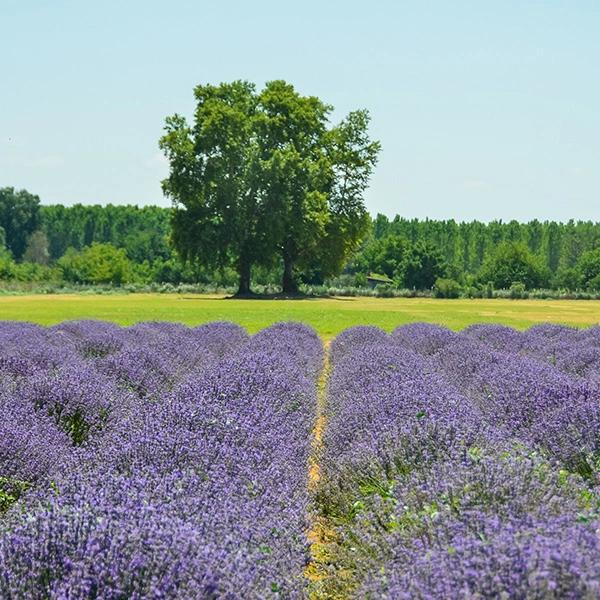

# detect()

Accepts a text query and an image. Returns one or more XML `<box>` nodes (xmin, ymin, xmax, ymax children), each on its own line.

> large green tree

<box><xmin>478</xmin><ymin>241</ymin><xmax>549</xmax><ymax>289</ymax></box>
<box><xmin>257</xmin><ymin>80</ymin><xmax>331</xmax><ymax>293</ymax></box>
<box><xmin>0</xmin><ymin>187</ymin><xmax>41</xmax><ymax>259</ymax></box>
<box><xmin>160</xmin><ymin>81</ymin><xmax>275</xmax><ymax>295</ymax></box>
<box><xmin>258</xmin><ymin>81</ymin><xmax>379</xmax><ymax>292</ymax></box>
<box><xmin>161</xmin><ymin>80</ymin><xmax>379</xmax><ymax>295</ymax></box>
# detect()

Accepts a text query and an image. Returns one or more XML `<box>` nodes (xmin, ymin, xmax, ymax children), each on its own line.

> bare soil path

<box><xmin>305</xmin><ymin>342</ymin><xmax>351</xmax><ymax>599</ymax></box>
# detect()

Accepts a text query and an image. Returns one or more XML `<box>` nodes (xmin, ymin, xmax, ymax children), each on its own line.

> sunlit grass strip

<box><xmin>1</xmin><ymin>294</ymin><xmax>599</xmax><ymax>339</ymax></box>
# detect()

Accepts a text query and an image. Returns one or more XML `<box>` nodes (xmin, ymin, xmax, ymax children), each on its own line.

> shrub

<box><xmin>0</xmin><ymin>248</ymin><xmax>15</xmax><ymax>280</ymax></box>
<box><xmin>58</xmin><ymin>243</ymin><xmax>131</xmax><ymax>285</ymax></box>
<box><xmin>509</xmin><ymin>281</ymin><xmax>527</xmax><ymax>299</ymax></box>
<box><xmin>588</xmin><ymin>274</ymin><xmax>600</xmax><ymax>292</ymax></box>
<box><xmin>478</xmin><ymin>242</ymin><xmax>549</xmax><ymax>289</ymax></box>
<box><xmin>433</xmin><ymin>278</ymin><xmax>462</xmax><ymax>298</ymax></box>
<box><xmin>354</xmin><ymin>272</ymin><xmax>367</xmax><ymax>287</ymax></box>
<box><xmin>577</xmin><ymin>248</ymin><xmax>600</xmax><ymax>289</ymax></box>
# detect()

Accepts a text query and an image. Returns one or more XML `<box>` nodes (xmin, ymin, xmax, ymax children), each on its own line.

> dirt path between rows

<box><xmin>307</xmin><ymin>342</ymin><xmax>330</xmax><ymax>490</ymax></box>
<box><xmin>305</xmin><ymin>341</ymin><xmax>340</xmax><ymax>597</ymax></box>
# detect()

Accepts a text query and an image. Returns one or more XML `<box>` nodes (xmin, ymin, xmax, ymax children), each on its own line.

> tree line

<box><xmin>371</xmin><ymin>214</ymin><xmax>600</xmax><ymax>275</ymax></box>
<box><xmin>356</xmin><ymin>214</ymin><xmax>600</xmax><ymax>292</ymax></box>
<box><xmin>1</xmin><ymin>186</ymin><xmax>600</xmax><ymax>293</ymax></box>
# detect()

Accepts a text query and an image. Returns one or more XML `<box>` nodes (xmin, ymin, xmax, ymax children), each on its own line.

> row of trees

<box><xmin>352</xmin><ymin>216</ymin><xmax>600</xmax><ymax>292</ymax></box>
<box><xmin>369</xmin><ymin>214</ymin><xmax>600</xmax><ymax>276</ymax></box>
<box><xmin>356</xmin><ymin>234</ymin><xmax>600</xmax><ymax>292</ymax></box>
<box><xmin>3</xmin><ymin>81</ymin><xmax>599</xmax><ymax>294</ymax></box>
<box><xmin>1</xmin><ymin>204</ymin><xmax>600</xmax><ymax>295</ymax></box>
<box><xmin>0</xmin><ymin>189</ymin><xmax>171</xmax><ymax>264</ymax></box>
<box><xmin>160</xmin><ymin>80</ymin><xmax>380</xmax><ymax>294</ymax></box>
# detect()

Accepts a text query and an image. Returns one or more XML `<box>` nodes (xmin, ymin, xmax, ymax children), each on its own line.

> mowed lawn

<box><xmin>1</xmin><ymin>294</ymin><xmax>599</xmax><ymax>339</ymax></box>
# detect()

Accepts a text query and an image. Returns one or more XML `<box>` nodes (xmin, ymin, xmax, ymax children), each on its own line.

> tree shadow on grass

<box><xmin>179</xmin><ymin>292</ymin><xmax>355</xmax><ymax>302</ymax></box>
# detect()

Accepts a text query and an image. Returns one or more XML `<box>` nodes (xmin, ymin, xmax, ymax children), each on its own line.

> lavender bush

<box><xmin>318</xmin><ymin>323</ymin><xmax>600</xmax><ymax>598</ymax></box>
<box><xmin>3</xmin><ymin>318</ymin><xmax>600</xmax><ymax>598</ymax></box>
<box><xmin>0</xmin><ymin>320</ymin><xmax>321</xmax><ymax>598</ymax></box>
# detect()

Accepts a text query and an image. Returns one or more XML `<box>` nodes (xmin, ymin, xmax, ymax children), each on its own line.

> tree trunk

<box><xmin>282</xmin><ymin>250</ymin><xmax>298</xmax><ymax>294</ymax></box>
<box><xmin>237</xmin><ymin>257</ymin><xmax>251</xmax><ymax>295</ymax></box>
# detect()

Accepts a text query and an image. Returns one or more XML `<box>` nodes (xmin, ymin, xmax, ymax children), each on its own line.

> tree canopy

<box><xmin>577</xmin><ymin>247</ymin><xmax>600</xmax><ymax>290</ymax></box>
<box><xmin>477</xmin><ymin>241</ymin><xmax>549</xmax><ymax>289</ymax></box>
<box><xmin>400</xmin><ymin>241</ymin><xmax>447</xmax><ymax>289</ymax></box>
<box><xmin>160</xmin><ymin>80</ymin><xmax>380</xmax><ymax>294</ymax></box>
<box><xmin>353</xmin><ymin>235</ymin><xmax>447</xmax><ymax>288</ymax></box>
<box><xmin>0</xmin><ymin>187</ymin><xmax>40</xmax><ymax>259</ymax></box>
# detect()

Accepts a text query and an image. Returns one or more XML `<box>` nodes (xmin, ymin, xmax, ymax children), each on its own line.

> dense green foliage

<box><xmin>476</xmin><ymin>242</ymin><xmax>549</xmax><ymax>289</ymax></box>
<box><xmin>160</xmin><ymin>80</ymin><xmax>380</xmax><ymax>294</ymax></box>
<box><xmin>0</xmin><ymin>186</ymin><xmax>599</xmax><ymax>294</ymax></box>
<box><xmin>577</xmin><ymin>248</ymin><xmax>600</xmax><ymax>291</ymax></box>
<box><xmin>0</xmin><ymin>187</ymin><xmax>41</xmax><ymax>259</ymax></box>
<box><xmin>367</xmin><ymin>213</ymin><xmax>599</xmax><ymax>278</ymax></box>
<box><xmin>353</xmin><ymin>214</ymin><xmax>600</xmax><ymax>291</ymax></box>
<box><xmin>433</xmin><ymin>277</ymin><xmax>462</xmax><ymax>298</ymax></box>
<box><xmin>40</xmin><ymin>203</ymin><xmax>171</xmax><ymax>262</ymax></box>
<box><xmin>57</xmin><ymin>243</ymin><xmax>131</xmax><ymax>285</ymax></box>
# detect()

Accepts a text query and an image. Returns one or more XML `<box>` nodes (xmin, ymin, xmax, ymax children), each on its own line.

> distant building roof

<box><xmin>366</xmin><ymin>273</ymin><xmax>394</xmax><ymax>285</ymax></box>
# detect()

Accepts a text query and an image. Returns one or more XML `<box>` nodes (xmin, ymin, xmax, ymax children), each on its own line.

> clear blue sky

<box><xmin>2</xmin><ymin>1</ymin><xmax>599</xmax><ymax>221</ymax></box>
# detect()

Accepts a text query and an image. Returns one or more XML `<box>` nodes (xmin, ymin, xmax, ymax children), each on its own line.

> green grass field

<box><xmin>1</xmin><ymin>293</ymin><xmax>599</xmax><ymax>339</ymax></box>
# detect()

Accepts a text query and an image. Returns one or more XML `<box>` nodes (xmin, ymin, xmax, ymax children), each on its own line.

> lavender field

<box><xmin>318</xmin><ymin>323</ymin><xmax>600</xmax><ymax>598</ymax></box>
<box><xmin>0</xmin><ymin>321</ymin><xmax>322</xmax><ymax>598</ymax></box>
<box><xmin>1</xmin><ymin>320</ymin><xmax>600</xmax><ymax>598</ymax></box>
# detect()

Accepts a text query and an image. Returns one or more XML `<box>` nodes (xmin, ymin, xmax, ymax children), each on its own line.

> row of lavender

<box><xmin>0</xmin><ymin>320</ymin><xmax>322</xmax><ymax>598</ymax></box>
<box><xmin>320</xmin><ymin>323</ymin><xmax>600</xmax><ymax>598</ymax></box>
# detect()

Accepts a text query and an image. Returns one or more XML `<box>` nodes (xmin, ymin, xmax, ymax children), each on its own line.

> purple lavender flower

<box><xmin>320</xmin><ymin>324</ymin><xmax>600</xmax><ymax>597</ymax></box>
<box><xmin>0</xmin><ymin>320</ymin><xmax>321</xmax><ymax>598</ymax></box>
